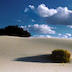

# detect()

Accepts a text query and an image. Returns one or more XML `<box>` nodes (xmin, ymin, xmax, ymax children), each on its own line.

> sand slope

<box><xmin>0</xmin><ymin>36</ymin><xmax>72</xmax><ymax>72</ymax></box>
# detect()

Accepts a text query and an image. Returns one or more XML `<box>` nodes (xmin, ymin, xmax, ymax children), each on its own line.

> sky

<box><xmin>0</xmin><ymin>0</ymin><xmax>72</xmax><ymax>38</ymax></box>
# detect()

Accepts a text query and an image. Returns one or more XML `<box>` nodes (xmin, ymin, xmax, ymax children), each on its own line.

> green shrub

<box><xmin>51</xmin><ymin>49</ymin><xmax>71</xmax><ymax>63</ymax></box>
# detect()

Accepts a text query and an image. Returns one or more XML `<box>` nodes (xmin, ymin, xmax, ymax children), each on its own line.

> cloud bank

<box><xmin>21</xmin><ymin>24</ymin><xmax>56</xmax><ymax>34</ymax></box>
<box><xmin>37</xmin><ymin>4</ymin><xmax>72</xmax><ymax>17</ymax></box>
<box><xmin>37</xmin><ymin>4</ymin><xmax>72</xmax><ymax>25</ymax></box>
<box><xmin>25</xmin><ymin>4</ymin><xmax>72</xmax><ymax>25</ymax></box>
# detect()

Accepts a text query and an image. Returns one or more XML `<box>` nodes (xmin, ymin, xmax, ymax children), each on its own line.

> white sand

<box><xmin>0</xmin><ymin>36</ymin><xmax>72</xmax><ymax>72</ymax></box>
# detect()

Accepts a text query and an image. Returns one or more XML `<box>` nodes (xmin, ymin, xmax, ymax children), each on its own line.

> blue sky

<box><xmin>0</xmin><ymin>0</ymin><xmax>72</xmax><ymax>38</ymax></box>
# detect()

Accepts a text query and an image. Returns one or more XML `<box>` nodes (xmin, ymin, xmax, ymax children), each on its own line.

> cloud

<box><xmin>17</xmin><ymin>19</ymin><xmax>22</xmax><ymax>22</ymax></box>
<box><xmin>58</xmin><ymin>33</ymin><xmax>71</xmax><ymax>38</ymax></box>
<box><xmin>58</xmin><ymin>33</ymin><xmax>62</xmax><ymax>36</ymax></box>
<box><xmin>67</xmin><ymin>25</ymin><xmax>72</xmax><ymax>28</ymax></box>
<box><xmin>29</xmin><ymin>5</ymin><xmax>35</xmax><ymax>10</ymax></box>
<box><xmin>24</xmin><ymin>4</ymin><xmax>72</xmax><ymax>25</ymax></box>
<box><xmin>32</xmin><ymin>19</ymin><xmax>35</xmax><ymax>22</ymax></box>
<box><xmin>37</xmin><ymin>4</ymin><xmax>57</xmax><ymax>17</ymax></box>
<box><xmin>33</xmin><ymin>33</ymin><xmax>72</xmax><ymax>38</ymax></box>
<box><xmin>37</xmin><ymin>4</ymin><xmax>72</xmax><ymax>25</ymax></box>
<box><xmin>37</xmin><ymin>4</ymin><xmax>72</xmax><ymax>17</ymax></box>
<box><xmin>33</xmin><ymin>35</ymin><xmax>52</xmax><ymax>38</ymax></box>
<box><xmin>29</xmin><ymin>24</ymin><xmax>56</xmax><ymax>34</ymax></box>
<box><xmin>24</xmin><ymin>5</ymin><xmax>35</xmax><ymax>13</ymax></box>
<box><xmin>24</xmin><ymin>8</ymin><xmax>29</xmax><ymax>13</ymax></box>
<box><xmin>63</xmin><ymin>34</ymin><xmax>71</xmax><ymax>38</ymax></box>
<box><xmin>47</xmin><ymin>7</ymin><xmax>72</xmax><ymax>25</ymax></box>
<box><xmin>65</xmin><ymin>33</ymin><xmax>71</xmax><ymax>37</ymax></box>
<box><xmin>21</xmin><ymin>24</ymin><xmax>56</xmax><ymax>34</ymax></box>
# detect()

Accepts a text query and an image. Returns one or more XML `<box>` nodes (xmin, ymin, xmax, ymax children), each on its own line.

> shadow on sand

<box><xmin>14</xmin><ymin>54</ymin><xmax>55</xmax><ymax>63</ymax></box>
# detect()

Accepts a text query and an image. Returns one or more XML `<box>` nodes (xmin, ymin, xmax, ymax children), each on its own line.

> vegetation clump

<box><xmin>0</xmin><ymin>25</ymin><xmax>31</xmax><ymax>37</ymax></box>
<box><xmin>51</xmin><ymin>49</ymin><xmax>71</xmax><ymax>63</ymax></box>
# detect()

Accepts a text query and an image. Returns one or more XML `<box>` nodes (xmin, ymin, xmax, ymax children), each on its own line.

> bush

<box><xmin>51</xmin><ymin>49</ymin><xmax>71</xmax><ymax>63</ymax></box>
<box><xmin>0</xmin><ymin>25</ymin><xmax>31</xmax><ymax>37</ymax></box>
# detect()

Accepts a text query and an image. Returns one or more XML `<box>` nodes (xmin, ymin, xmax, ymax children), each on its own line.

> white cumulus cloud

<box><xmin>21</xmin><ymin>24</ymin><xmax>56</xmax><ymax>34</ymax></box>
<box><xmin>37</xmin><ymin>4</ymin><xmax>72</xmax><ymax>25</ymax></box>
<box><xmin>29</xmin><ymin>5</ymin><xmax>35</xmax><ymax>10</ymax></box>
<box><xmin>30</xmin><ymin>24</ymin><xmax>56</xmax><ymax>34</ymax></box>
<box><xmin>37</xmin><ymin>4</ymin><xmax>72</xmax><ymax>18</ymax></box>
<box><xmin>37</xmin><ymin>4</ymin><xmax>57</xmax><ymax>17</ymax></box>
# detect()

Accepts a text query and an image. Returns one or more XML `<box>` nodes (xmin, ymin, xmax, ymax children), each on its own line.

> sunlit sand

<box><xmin>0</xmin><ymin>36</ymin><xmax>72</xmax><ymax>72</ymax></box>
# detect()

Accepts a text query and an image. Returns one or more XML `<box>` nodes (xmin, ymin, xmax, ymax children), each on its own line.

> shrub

<box><xmin>51</xmin><ymin>49</ymin><xmax>71</xmax><ymax>63</ymax></box>
<box><xmin>0</xmin><ymin>29</ymin><xmax>5</xmax><ymax>35</ymax></box>
<box><xmin>0</xmin><ymin>25</ymin><xmax>31</xmax><ymax>37</ymax></box>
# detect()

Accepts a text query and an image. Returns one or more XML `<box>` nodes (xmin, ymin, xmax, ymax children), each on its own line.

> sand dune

<box><xmin>0</xmin><ymin>36</ymin><xmax>72</xmax><ymax>72</ymax></box>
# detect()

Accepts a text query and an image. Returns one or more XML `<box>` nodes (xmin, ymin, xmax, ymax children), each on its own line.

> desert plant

<box><xmin>51</xmin><ymin>49</ymin><xmax>71</xmax><ymax>63</ymax></box>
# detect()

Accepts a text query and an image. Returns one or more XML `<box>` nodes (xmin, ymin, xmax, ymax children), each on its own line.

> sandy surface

<box><xmin>0</xmin><ymin>36</ymin><xmax>72</xmax><ymax>72</ymax></box>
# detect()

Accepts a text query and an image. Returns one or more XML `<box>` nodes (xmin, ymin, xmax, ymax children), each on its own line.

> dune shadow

<box><xmin>14</xmin><ymin>54</ymin><xmax>55</xmax><ymax>63</ymax></box>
